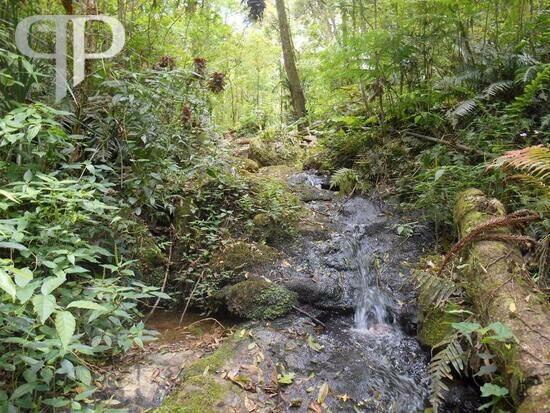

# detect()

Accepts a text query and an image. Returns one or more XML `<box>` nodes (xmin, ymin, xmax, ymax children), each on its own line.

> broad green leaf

<box><xmin>0</xmin><ymin>189</ymin><xmax>18</xmax><ymax>203</ymax></box>
<box><xmin>12</xmin><ymin>267</ymin><xmax>33</xmax><ymax>287</ymax></box>
<box><xmin>16</xmin><ymin>283</ymin><xmax>37</xmax><ymax>304</ymax></box>
<box><xmin>41</xmin><ymin>276</ymin><xmax>66</xmax><ymax>295</ymax></box>
<box><xmin>0</xmin><ymin>269</ymin><xmax>16</xmax><ymax>300</ymax></box>
<box><xmin>480</xmin><ymin>383</ymin><xmax>509</xmax><ymax>398</ymax></box>
<box><xmin>451</xmin><ymin>321</ymin><xmax>481</xmax><ymax>335</ymax></box>
<box><xmin>43</xmin><ymin>398</ymin><xmax>70</xmax><ymax>407</ymax></box>
<box><xmin>32</xmin><ymin>294</ymin><xmax>56</xmax><ymax>324</ymax></box>
<box><xmin>10</xmin><ymin>382</ymin><xmax>35</xmax><ymax>400</ymax></box>
<box><xmin>486</xmin><ymin>322</ymin><xmax>515</xmax><ymax>342</ymax></box>
<box><xmin>67</xmin><ymin>300</ymin><xmax>107</xmax><ymax>311</ymax></box>
<box><xmin>55</xmin><ymin>311</ymin><xmax>76</xmax><ymax>349</ymax></box>
<box><xmin>75</xmin><ymin>366</ymin><xmax>92</xmax><ymax>385</ymax></box>
<box><xmin>0</xmin><ymin>241</ymin><xmax>27</xmax><ymax>251</ymax></box>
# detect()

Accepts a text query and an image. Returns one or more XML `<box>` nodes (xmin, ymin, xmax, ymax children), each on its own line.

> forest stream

<box><xmin>99</xmin><ymin>169</ymin><xmax>479</xmax><ymax>413</ymax></box>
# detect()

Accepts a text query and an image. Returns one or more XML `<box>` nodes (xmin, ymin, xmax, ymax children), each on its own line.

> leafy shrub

<box><xmin>0</xmin><ymin>104</ymin><xmax>166</xmax><ymax>409</ymax></box>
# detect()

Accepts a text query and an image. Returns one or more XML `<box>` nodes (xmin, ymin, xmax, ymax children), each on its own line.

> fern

<box><xmin>330</xmin><ymin>168</ymin><xmax>359</xmax><ymax>195</ymax></box>
<box><xmin>507</xmin><ymin>64</ymin><xmax>550</xmax><ymax>116</ymax></box>
<box><xmin>482</xmin><ymin>80</ymin><xmax>515</xmax><ymax>98</ymax></box>
<box><xmin>429</xmin><ymin>334</ymin><xmax>467</xmax><ymax>412</ymax></box>
<box><xmin>489</xmin><ymin>145</ymin><xmax>550</xmax><ymax>184</ymax></box>
<box><xmin>414</xmin><ymin>270</ymin><xmax>461</xmax><ymax>309</ymax></box>
<box><xmin>447</xmin><ymin>99</ymin><xmax>477</xmax><ymax>125</ymax></box>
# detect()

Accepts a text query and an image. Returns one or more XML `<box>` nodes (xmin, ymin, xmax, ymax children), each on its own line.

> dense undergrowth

<box><xmin>0</xmin><ymin>10</ymin><xmax>301</xmax><ymax>410</ymax></box>
<box><xmin>0</xmin><ymin>0</ymin><xmax>548</xmax><ymax>411</ymax></box>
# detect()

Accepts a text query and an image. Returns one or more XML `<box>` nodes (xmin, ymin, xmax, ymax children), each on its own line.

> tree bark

<box><xmin>275</xmin><ymin>0</ymin><xmax>307</xmax><ymax>120</ymax></box>
<box><xmin>454</xmin><ymin>189</ymin><xmax>550</xmax><ymax>412</ymax></box>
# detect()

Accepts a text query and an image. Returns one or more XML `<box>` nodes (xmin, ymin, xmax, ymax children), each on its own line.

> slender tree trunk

<box><xmin>275</xmin><ymin>0</ymin><xmax>307</xmax><ymax>120</ymax></box>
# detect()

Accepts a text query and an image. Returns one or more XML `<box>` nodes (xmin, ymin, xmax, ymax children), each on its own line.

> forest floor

<box><xmin>97</xmin><ymin>165</ymin><xmax>479</xmax><ymax>412</ymax></box>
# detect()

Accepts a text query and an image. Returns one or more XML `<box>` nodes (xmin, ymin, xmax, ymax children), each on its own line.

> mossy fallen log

<box><xmin>454</xmin><ymin>189</ymin><xmax>550</xmax><ymax>412</ymax></box>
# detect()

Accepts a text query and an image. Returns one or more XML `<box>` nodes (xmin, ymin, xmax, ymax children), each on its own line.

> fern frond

<box><xmin>490</xmin><ymin>145</ymin><xmax>550</xmax><ymax>183</ymax></box>
<box><xmin>414</xmin><ymin>271</ymin><xmax>461</xmax><ymax>309</ymax></box>
<box><xmin>447</xmin><ymin>99</ymin><xmax>477</xmax><ymax>120</ymax></box>
<box><xmin>482</xmin><ymin>80</ymin><xmax>514</xmax><ymax>98</ymax></box>
<box><xmin>429</xmin><ymin>334</ymin><xmax>467</xmax><ymax>412</ymax></box>
<box><xmin>330</xmin><ymin>168</ymin><xmax>359</xmax><ymax>195</ymax></box>
<box><xmin>508</xmin><ymin>64</ymin><xmax>550</xmax><ymax>115</ymax></box>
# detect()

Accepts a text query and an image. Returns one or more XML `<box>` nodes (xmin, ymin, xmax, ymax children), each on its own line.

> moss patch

<box><xmin>223</xmin><ymin>279</ymin><xmax>297</xmax><ymax>320</ymax></box>
<box><xmin>418</xmin><ymin>302</ymin><xmax>462</xmax><ymax>347</ymax></box>
<box><xmin>155</xmin><ymin>374</ymin><xmax>238</xmax><ymax>413</ymax></box>
<box><xmin>182</xmin><ymin>340</ymin><xmax>239</xmax><ymax>379</ymax></box>
<box><xmin>210</xmin><ymin>241</ymin><xmax>279</xmax><ymax>273</ymax></box>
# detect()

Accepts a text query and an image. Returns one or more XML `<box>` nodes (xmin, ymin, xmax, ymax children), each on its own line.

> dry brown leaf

<box><xmin>244</xmin><ymin>396</ymin><xmax>256</xmax><ymax>412</ymax></box>
<box><xmin>308</xmin><ymin>401</ymin><xmax>323</xmax><ymax>413</ymax></box>
<box><xmin>317</xmin><ymin>382</ymin><xmax>330</xmax><ymax>404</ymax></box>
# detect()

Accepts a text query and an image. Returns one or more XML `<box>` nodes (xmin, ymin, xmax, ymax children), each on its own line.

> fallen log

<box><xmin>454</xmin><ymin>189</ymin><xmax>549</xmax><ymax>412</ymax></box>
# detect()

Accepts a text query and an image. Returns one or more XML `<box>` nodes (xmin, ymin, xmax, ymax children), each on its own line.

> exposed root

<box><xmin>437</xmin><ymin>210</ymin><xmax>540</xmax><ymax>276</ymax></box>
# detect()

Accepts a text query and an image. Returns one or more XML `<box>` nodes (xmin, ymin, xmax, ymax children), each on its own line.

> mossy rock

<box><xmin>222</xmin><ymin>279</ymin><xmax>297</xmax><ymax>320</ymax></box>
<box><xmin>182</xmin><ymin>341</ymin><xmax>239</xmax><ymax>379</ymax></box>
<box><xmin>241</xmin><ymin>158</ymin><xmax>260</xmax><ymax>172</ymax></box>
<box><xmin>256</xmin><ymin>165</ymin><xmax>295</xmax><ymax>182</ymax></box>
<box><xmin>210</xmin><ymin>241</ymin><xmax>279</xmax><ymax>273</ymax></box>
<box><xmin>155</xmin><ymin>374</ymin><xmax>241</xmax><ymax>413</ymax></box>
<box><xmin>290</xmin><ymin>183</ymin><xmax>334</xmax><ymax>202</ymax></box>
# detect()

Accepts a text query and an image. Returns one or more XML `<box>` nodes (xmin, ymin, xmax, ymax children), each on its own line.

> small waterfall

<box><xmin>350</xmin><ymin>239</ymin><xmax>392</xmax><ymax>331</ymax></box>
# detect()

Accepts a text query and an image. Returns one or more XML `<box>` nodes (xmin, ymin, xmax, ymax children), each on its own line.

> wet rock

<box><xmin>290</xmin><ymin>183</ymin><xmax>335</xmax><ymax>202</ymax></box>
<box><xmin>221</xmin><ymin>279</ymin><xmax>298</xmax><ymax>320</ymax></box>
<box><xmin>440</xmin><ymin>379</ymin><xmax>480</xmax><ymax>412</ymax></box>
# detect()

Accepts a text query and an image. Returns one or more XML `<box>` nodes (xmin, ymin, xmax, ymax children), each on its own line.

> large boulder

<box><xmin>210</xmin><ymin>241</ymin><xmax>278</xmax><ymax>274</ymax></box>
<box><xmin>221</xmin><ymin>279</ymin><xmax>297</xmax><ymax>320</ymax></box>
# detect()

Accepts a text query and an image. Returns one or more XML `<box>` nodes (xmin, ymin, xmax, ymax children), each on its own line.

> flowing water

<box><xmin>103</xmin><ymin>170</ymin><xmax>480</xmax><ymax>412</ymax></box>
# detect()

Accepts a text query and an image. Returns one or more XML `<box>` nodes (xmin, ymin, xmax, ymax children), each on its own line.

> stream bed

<box><xmin>101</xmin><ymin>170</ymin><xmax>479</xmax><ymax>412</ymax></box>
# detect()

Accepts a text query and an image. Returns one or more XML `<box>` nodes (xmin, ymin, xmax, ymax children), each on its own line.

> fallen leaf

<box><xmin>308</xmin><ymin>401</ymin><xmax>322</xmax><ymax>413</ymax></box>
<box><xmin>307</xmin><ymin>335</ymin><xmax>324</xmax><ymax>352</ymax></box>
<box><xmin>277</xmin><ymin>372</ymin><xmax>295</xmax><ymax>385</ymax></box>
<box><xmin>244</xmin><ymin>396</ymin><xmax>256</xmax><ymax>412</ymax></box>
<box><xmin>317</xmin><ymin>382</ymin><xmax>329</xmax><ymax>404</ymax></box>
<box><xmin>509</xmin><ymin>301</ymin><xmax>517</xmax><ymax>314</ymax></box>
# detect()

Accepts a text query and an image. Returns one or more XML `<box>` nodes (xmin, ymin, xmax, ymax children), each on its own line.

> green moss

<box><xmin>223</xmin><ymin>279</ymin><xmax>297</xmax><ymax>320</ymax></box>
<box><xmin>156</xmin><ymin>375</ymin><xmax>229</xmax><ymax>413</ymax></box>
<box><xmin>183</xmin><ymin>340</ymin><xmax>238</xmax><ymax>379</ymax></box>
<box><xmin>210</xmin><ymin>241</ymin><xmax>278</xmax><ymax>273</ymax></box>
<box><xmin>241</xmin><ymin>158</ymin><xmax>259</xmax><ymax>172</ymax></box>
<box><xmin>418</xmin><ymin>302</ymin><xmax>461</xmax><ymax>347</ymax></box>
<box><xmin>256</xmin><ymin>165</ymin><xmax>295</xmax><ymax>181</ymax></box>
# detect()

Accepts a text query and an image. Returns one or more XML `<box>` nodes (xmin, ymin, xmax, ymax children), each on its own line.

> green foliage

<box><xmin>330</xmin><ymin>168</ymin><xmax>359</xmax><ymax>195</ymax></box>
<box><xmin>0</xmin><ymin>125</ymin><xmax>165</xmax><ymax>408</ymax></box>
<box><xmin>429</xmin><ymin>320</ymin><xmax>516</xmax><ymax>412</ymax></box>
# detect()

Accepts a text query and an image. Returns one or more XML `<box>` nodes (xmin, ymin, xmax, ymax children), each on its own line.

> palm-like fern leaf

<box><xmin>414</xmin><ymin>270</ymin><xmax>461</xmax><ymax>309</ymax></box>
<box><xmin>429</xmin><ymin>334</ymin><xmax>467</xmax><ymax>412</ymax></box>
<box><xmin>482</xmin><ymin>80</ymin><xmax>515</xmax><ymax>98</ymax></box>
<box><xmin>490</xmin><ymin>145</ymin><xmax>550</xmax><ymax>183</ymax></box>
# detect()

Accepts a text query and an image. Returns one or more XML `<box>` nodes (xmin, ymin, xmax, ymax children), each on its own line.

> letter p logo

<box><xmin>15</xmin><ymin>15</ymin><xmax>125</xmax><ymax>102</ymax></box>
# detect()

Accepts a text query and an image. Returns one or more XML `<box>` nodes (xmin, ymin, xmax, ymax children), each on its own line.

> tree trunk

<box><xmin>454</xmin><ymin>189</ymin><xmax>550</xmax><ymax>412</ymax></box>
<box><xmin>275</xmin><ymin>0</ymin><xmax>307</xmax><ymax>120</ymax></box>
